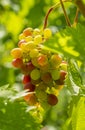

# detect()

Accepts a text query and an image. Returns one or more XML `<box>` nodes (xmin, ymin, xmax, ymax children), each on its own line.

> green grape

<box><xmin>37</xmin><ymin>82</ymin><xmax>47</xmax><ymax>91</ymax></box>
<box><xmin>36</xmin><ymin>90</ymin><xmax>47</xmax><ymax>101</ymax></box>
<box><xmin>30</xmin><ymin>49</ymin><xmax>39</xmax><ymax>58</ymax></box>
<box><xmin>51</xmin><ymin>69</ymin><xmax>60</xmax><ymax>80</ymax></box>
<box><xmin>31</xmin><ymin>57</ymin><xmax>39</xmax><ymax>67</ymax></box>
<box><xmin>30</xmin><ymin>69</ymin><xmax>40</xmax><ymax>80</ymax></box>
<box><xmin>31</xmin><ymin>79</ymin><xmax>41</xmax><ymax>85</ymax></box>
<box><xmin>34</xmin><ymin>35</ymin><xmax>42</xmax><ymax>45</ymax></box>
<box><xmin>50</xmin><ymin>54</ymin><xmax>62</xmax><ymax>68</ymax></box>
<box><xmin>60</xmin><ymin>62</ymin><xmax>67</xmax><ymax>71</ymax></box>
<box><xmin>43</xmin><ymin>28</ymin><xmax>52</xmax><ymax>39</ymax></box>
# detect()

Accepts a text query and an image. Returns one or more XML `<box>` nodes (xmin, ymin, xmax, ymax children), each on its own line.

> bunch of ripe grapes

<box><xmin>11</xmin><ymin>27</ymin><xmax>67</xmax><ymax>108</ymax></box>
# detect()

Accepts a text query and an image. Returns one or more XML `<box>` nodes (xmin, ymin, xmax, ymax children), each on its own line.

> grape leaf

<box><xmin>71</xmin><ymin>97</ymin><xmax>85</xmax><ymax>130</ymax></box>
<box><xmin>66</xmin><ymin>59</ymin><xmax>83</xmax><ymax>94</ymax></box>
<box><xmin>0</xmin><ymin>100</ymin><xmax>42</xmax><ymax>130</ymax></box>
<box><xmin>0</xmin><ymin>85</ymin><xmax>42</xmax><ymax>130</ymax></box>
<box><xmin>44</xmin><ymin>24</ymin><xmax>85</xmax><ymax>62</ymax></box>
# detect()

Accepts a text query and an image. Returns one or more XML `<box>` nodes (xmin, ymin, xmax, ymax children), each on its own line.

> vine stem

<box><xmin>60</xmin><ymin>0</ymin><xmax>71</xmax><ymax>26</ymax></box>
<box><xmin>43</xmin><ymin>0</ymin><xmax>72</xmax><ymax>29</ymax></box>
<box><xmin>73</xmin><ymin>8</ymin><xmax>79</xmax><ymax>25</ymax></box>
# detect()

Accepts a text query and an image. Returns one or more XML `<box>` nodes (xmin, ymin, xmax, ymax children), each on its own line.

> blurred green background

<box><xmin>0</xmin><ymin>0</ymin><xmax>85</xmax><ymax>130</ymax></box>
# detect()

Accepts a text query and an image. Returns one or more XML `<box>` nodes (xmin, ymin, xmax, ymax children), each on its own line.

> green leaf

<box><xmin>0</xmin><ymin>100</ymin><xmax>42</xmax><ymax>130</ymax></box>
<box><xmin>44</xmin><ymin>24</ymin><xmax>85</xmax><ymax>62</ymax></box>
<box><xmin>71</xmin><ymin>97</ymin><xmax>85</xmax><ymax>130</ymax></box>
<box><xmin>66</xmin><ymin>59</ymin><xmax>83</xmax><ymax>94</ymax></box>
<box><xmin>68</xmin><ymin>59</ymin><xmax>82</xmax><ymax>87</ymax></box>
<box><xmin>0</xmin><ymin>85</ymin><xmax>42</xmax><ymax>130</ymax></box>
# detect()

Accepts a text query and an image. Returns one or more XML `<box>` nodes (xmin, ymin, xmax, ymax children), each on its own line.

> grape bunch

<box><xmin>11</xmin><ymin>27</ymin><xmax>67</xmax><ymax>108</ymax></box>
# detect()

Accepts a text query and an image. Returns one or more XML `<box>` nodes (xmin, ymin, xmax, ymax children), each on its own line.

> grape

<box><xmin>22</xmin><ymin>75</ymin><xmax>31</xmax><ymax>84</ymax></box>
<box><xmin>47</xmin><ymin>94</ymin><xmax>58</xmax><ymax>106</ymax></box>
<box><xmin>21</xmin><ymin>62</ymin><xmax>35</xmax><ymax>74</ymax></box>
<box><xmin>26</xmin><ymin>61</ymin><xmax>35</xmax><ymax>72</ymax></box>
<box><xmin>23</xmin><ymin>27</ymin><xmax>33</xmax><ymax>37</ymax></box>
<box><xmin>36</xmin><ymin>90</ymin><xmax>47</xmax><ymax>101</ymax></box>
<box><xmin>11</xmin><ymin>26</ymin><xmax>67</xmax><ymax>108</ymax></box>
<box><xmin>60</xmin><ymin>70</ymin><xmax>67</xmax><ymax>81</ymax></box>
<box><xmin>18</xmin><ymin>40</ymin><xmax>26</xmax><ymax>47</ymax></box>
<box><xmin>30</xmin><ymin>69</ymin><xmax>40</xmax><ymax>80</ymax></box>
<box><xmin>24</xmin><ymin>41</ymin><xmax>36</xmax><ymax>50</ymax></box>
<box><xmin>31</xmin><ymin>79</ymin><xmax>41</xmax><ymax>85</ymax></box>
<box><xmin>37</xmin><ymin>55</ymin><xmax>48</xmax><ymax>66</ymax></box>
<box><xmin>34</xmin><ymin>35</ymin><xmax>42</xmax><ymax>45</ymax></box>
<box><xmin>33</xmin><ymin>28</ymin><xmax>41</xmax><ymax>36</ymax></box>
<box><xmin>43</xmin><ymin>28</ymin><xmax>52</xmax><ymax>39</ymax></box>
<box><xmin>12</xmin><ymin>58</ymin><xmax>23</xmax><ymax>68</ymax></box>
<box><xmin>50</xmin><ymin>54</ymin><xmax>62</xmax><ymax>67</ymax></box>
<box><xmin>51</xmin><ymin>69</ymin><xmax>60</xmax><ymax>80</ymax></box>
<box><xmin>24</xmin><ymin>82</ymin><xmax>35</xmax><ymax>92</ymax></box>
<box><xmin>24</xmin><ymin>93</ymin><xmax>37</xmax><ymax>105</ymax></box>
<box><xmin>25</xmin><ymin>36</ymin><xmax>33</xmax><ymax>42</ymax></box>
<box><xmin>41</xmin><ymin>72</ymin><xmax>52</xmax><ymax>84</ymax></box>
<box><xmin>19</xmin><ymin>33</ymin><xmax>25</xmax><ymax>40</ymax></box>
<box><xmin>20</xmin><ymin>42</ymin><xmax>27</xmax><ymax>51</ymax></box>
<box><xmin>57</xmin><ymin>85</ymin><xmax>63</xmax><ymax>90</ymax></box>
<box><xmin>39</xmin><ymin>63</ymin><xmax>49</xmax><ymax>72</ymax></box>
<box><xmin>56</xmin><ymin>71</ymin><xmax>67</xmax><ymax>85</ymax></box>
<box><xmin>37</xmin><ymin>82</ymin><xmax>47</xmax><ymax>91</ymax></box>
<box><xmin>11</xmin><ymin>48</ymin><xmax>22</xmax><ymax>58</ymax></box>
<box><xmin>30</xmin><ymin>49</ymin><xmax>39</xmax><ymax>58</ymax></box>
<box><xmin>60</xmin><ymin>62</ymin><xmax>67</xmax><ymax>71</ymax></box>
<box><xmin>31</xmin><ymin>57</ymin><xmax>39</xmax><ymax>67</ymax></box>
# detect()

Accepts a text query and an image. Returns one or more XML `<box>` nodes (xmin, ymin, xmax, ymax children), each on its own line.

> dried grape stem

<box><xmin>43</xmin><ymin>0</ymin><xmax>72</xmax><ymax>29</ymax></box>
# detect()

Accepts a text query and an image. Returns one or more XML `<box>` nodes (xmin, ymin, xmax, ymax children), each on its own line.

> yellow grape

<box><xmin>33</xmin><ymin>28</ymin><xmax>41</xmax><ymax>36</ymax></box>
<box><xmin>18</xmin><ymin>40</ymin><xmax>26</xmax><ymax>47</ymax></box>
<box><xmin>34</xmin><ymin>35</ymin><xmax>42</xmax><ymax>45</ymax></box>
<box><xmin>11</xmin><ymin>48</ymin><xmax>22</xmax><ymax>58</ymax></box>
<box><xmin>21</xmin><ymin>41</ymin><xmax>36</xmax><ymax>52</ymax></box>
<box><xmin>30</xmin><ymin>49</ymin><xmax>39</xmax><ymax>58</ymax></box>
<box><xmin>23</xmin><ymin>27</ymin><xmax>33</xmax><ymax>37</ymax></box>
<box><xmin>43</xmin><ymin>28</ymin><xmax>52</xmax><ymax>39</ymax></box>
<box><xmin>25</xmin><ymin>36</ymin><xmax>33</xmax><ymax>42</ymax></box>
<box><xmin>19</xmin><ymin>33</ymin><xmax>25</xmax><ymax>40</ymax></box>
